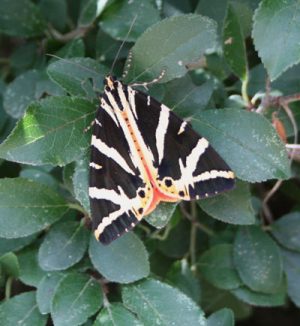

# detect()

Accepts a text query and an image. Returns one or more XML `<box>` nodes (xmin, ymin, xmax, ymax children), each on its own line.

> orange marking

<box><xmin>121</xmin><ymin>111</ymin><xmax>179</xmax><ymax>217</ymax></box>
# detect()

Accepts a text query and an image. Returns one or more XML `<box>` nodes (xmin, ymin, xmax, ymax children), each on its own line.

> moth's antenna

<box><xmin>109</xmin><ymin>15</ymin><xmax>138</xmax><ymax>76</ymax></box>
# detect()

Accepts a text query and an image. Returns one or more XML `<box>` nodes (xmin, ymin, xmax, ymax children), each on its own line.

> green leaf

<box><xmin>0</xmin><ymin>234</ymin><xmax>37</xmax><ymax>256</ymax></box>
<box><xmin>231</xmin><ymin>282</ymin><xmax>286</xmax><ymax>307</ymax></box>
<box><xmin>223</xmin><ymin>4</ymin><xmax>247</xmax><ymax>80</ymax></box>
<box><xmin>166</xmin><ymin>259</ymin><xmax>201</xmax><ymax>302</ymax></box>
<box><xmin>0</xmin><ymin>178</ymin><xmax>68</xmax><ymax>238</ymax></box>
<box><xmin>195</xmin><ymin>0</ymin><xmax>228</xmax><ymax>38</ymax></box>
<box><xmin>0</xmin><ymin>292</ymin><xmax>47</xmax><ymax>326</ymax></box>
<box><xmin>100</xmin><ymin>0</ymin><xmax>160</xmax><ymax>41</ymax></box>
<box><xmin>51</xmin><ymin>273</ymin><xmax>103</xmax><ymax>326</ymax></box>
<box><xmin>11</xmin><ymin>43</ymin><xmax>38</xmax><ymax>73</ymax></box>
<box><xmin>198</xmin><ymin>244</ymin><xmax>242</xmax><ymax>290</ymax></box>
<box><xmin>3</xmin><ymin>70</ymin><xmax>63</xmax><ymax>119</ymax></box>
<box><xmin>18</xmin><ymin>245</ymin><xmax>46</xmax><ymax>287</ymax></box>
<box><xmin>271</xmin><ymin>212</ymin><xmax>300</xmax><ymax>252</ymax></box>
<box><xmin>39</xmin><ymin>0</ymin><xmax>67</xmax><ymax>31</ymax></box>
<box><xmin>163</xmin><ymin>76</ymin><xmax>214</xmax><ymax>118</ymax></box>
<box><xmin>38</xmin><ymin>220</ymin><xmax>89</xmax><ymax>271</ymax></box>
<box><xmin>47</xmin><ymin>58</ymin><xmax>107</xmax><ymax>96</ymax></box>
<box><xmin>79</xmin><ymin>0</ymin><xmax>109</xmax><ymax>27</ymax></box>
<box><xmin>281</xmin><ymin>248</ymin><xmax>300</xmax><ymax>307</ymax></box>
<box><xmin>207</xmin><ymin>308</ymin><xmax>234</xmax><ymax>326</ymax></box>
<box><xmin>122</xmin><ymin>278</ymin><xmax>206</xmax><ymax>326</ymax></box>
<box><xmin>198</xmin><ymin>180</ymin><xmax>255</xmax><ymax>225</ymax></box>
<box><xmin>36</xmin><ymin>272</ymin><xmax>66</xmax><ymax>314</ymax></box>
<box><xmin>52</xmin><ymin>39</ymin><xmax>85</xmax><ymax>61</ymax></box>
<box><xmin>93</xmin><ymin>303</ymin><xmax>142</xmax><ymax>326</ymax></box>
<box><xmin>73</xmin><ymin>157</ymin><xmax>90</xmax><ymax>214</ymax></box>
<box><xmin>194</xmin><ymin>109</ymin><xmax>290</xmax><ymax>182</ymax></box>
<box><xmin>146</xmin><ymin>202</ymin><xmax>177</xmax><ymax>228</ymax></box>
<box><xmin>201</xmin><ymin>282</ymin><xmax>252</xmax><ymax>320</ymax></box>
<box><xmin>20</xmin><ymin>167</ymin><xmax>59</xmax><ymax>190</ymax></box>
<box><xmin>0</xmin><ymin>0</ymin><xmax>46</xmax><ymax>37</ymax></box>
<box><xmin>233</xmin><ymin>226</ymin><xmax>283</xmax><ymax>293</ymax></box>
<box><xmin>0</xmin><ymin>252</ymin><xmax>19</xmax><ymax>277</ymax></box>
<box><xmin>252</xmin><ymin>0</ymin><xmax>300</xmax><ymax>81</ymax></box>
<box><xmin>125</xmin><ymin>14</ymin><xmax>217</xmax><ymax>83</ymax></box>
<box><xmin>89</xmin><ymin>233</ymin><xmax>149</xmax><ymax>283</ymax></box>
<box><xmin>0</xmin><ymin>97</ymin><xmax>95</xmax><ymax>166</ymax></box>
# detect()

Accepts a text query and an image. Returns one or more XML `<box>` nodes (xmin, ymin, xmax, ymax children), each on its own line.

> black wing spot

<box><xmin>138</xmin><ymin>208</ymin><xmax>143</xmax><ymax>214</ymax></box>
<box><xmin>164</xmin><ymin>179</ymin><xmax>172</xmax><ymax>187</ymax></box>
<box><xmin>138</xmin><ymin>190</ymin><xmax>145</xmax><ymax>198</ymax></box>
<box><xmin>179</xmin><ymin>191</ymin><xmax>185</xmax><ymax>197</ymax></box>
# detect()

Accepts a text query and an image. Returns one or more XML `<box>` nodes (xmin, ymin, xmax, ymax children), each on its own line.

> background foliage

<box><xmin>0</xmin><ymin>0</ymin><xmax>300</xmax><ymax>325</ymax></box>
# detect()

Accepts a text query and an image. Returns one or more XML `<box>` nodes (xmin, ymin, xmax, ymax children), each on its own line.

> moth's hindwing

<box><xmin>89</xmin><ymin>76</ymin><xmax>235</xmax><ymax>244</ymax></box>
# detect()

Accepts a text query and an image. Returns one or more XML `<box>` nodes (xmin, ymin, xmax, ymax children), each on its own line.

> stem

<box><xmin>68</xmin><ymin>203</ymin><xmax>88</xmax><ymax>216</ymax></box>
<box><xmin>5</xmin><ymin>277</ymin><xmax>13</xmax><ymax>300</ymax></box>
<box><xmin>180</xmin><ymin>204</ymin><xmax>215</xmax><ymax>236</ymax></box>
<box><xmin>189</xmin><ymin>202</ymin><xmax>197</xmax><ymax>272</ymax></box>
<box><xmin>241</xmin><ymin>71</ymin><xmax>250</xmax><ymax>105</ymax></box>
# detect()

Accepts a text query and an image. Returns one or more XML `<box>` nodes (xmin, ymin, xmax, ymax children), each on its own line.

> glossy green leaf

<box><xmin>122</xmin><ymin>278</ymin><xmax>206</xmax><ymax>326</ymax></box>
<box><xmin>207</xmin><ymin>308</ymin><xmax>234</xmax><ymax>326</ymax></box>
<box><xmin>231</xmin><ymin>282</ymin><xmax>286</xmax><ymax>307</ymax></box>
<box><xmin>163</xmin><ymin>76</ymin><xmax>214</xmax><ymax>117</ymax></box>
<box><xmin>0</xmin><ymin>234</ymin><xmax>37</xmax><ymax>256</ymax></box>
<box><xmin>233</xmin><ymin>226</ymin><xmax>282</xmax><ymax>293</ymax></box>
<box><xmin>194</xmin><ymin>109</ymin><xmax>290</xmax><ymax>182</ymax></box>
<box><xmin>47</xmin><ymin>58</ymin><xmax>107</xmax><ymax>96</ymax></box>
<box><xmin>100</xmin><ymin>0</ymin><xmax>160</xmax><ymax>41</ymax></box>
<box><xmin>223</xmin><ymin>4</ymin><xmax>247</xmax><ymax>80</ymax></box>
<box><xmin>0</xmin><ymin>97</ymin><xmax>95</xmax><ymax>166</ymax></box>
<box><xmin>79</xmin><ymin>0</ymin><xmax>109</xmax><ymax>26</ymax></box>
<box><xmin>38</xmin><ymin>220</ymin><xmax>89</xmax><ymax>271</ymax></box>
<box><xmin>125</xmin><ymin>14</ymin><xmax>217</xmax><ymax>83</ymax></box>
<box><xmin>73</xmin><ymin>157</ymin><xmax>90</xmax><ymax>214</ymax></box>
<box><xmin>166</xmin><ymin>259</ymin><xmax>201</xmax><ymax>302</ymax></box>
<box><xmin>195</xmin><ymin>0</ymin><xmax>228</xmax><ymax>38</ymax></box>
<box><xmin>253</xmin><ymin>0</ymin><xmax>300</xmax><ymax>80</ymax></box>
<box><xmin>93</xmin><ymin>303</ymin><xmax>142</xmax><ymax>326</ymax></box>
<box><xmin>0</xmin><ymin>0</ymin><xmax>46</xmax><ymax>37</ymax></box>
<box><xmin>0</xmin><ymin>292</ymin><xmax>46</xmax><ymax>326</ymax></box>
<box><xmin>20</xmin><ymin>167</ymin><xmax>59</xmax><ymax>190</ymax></box>
<box><xmin>146</xmin><ymin>202</ymin><xmax>177</xmax><ymax>228</ymax></box>
<box><xmin>89</xmin><ymin>233</ymin><xmax>149</xmax><ymax>283</ymax></box>
<box><xmin>281</xmin><ymin>248</ymin><xmax>300</xmax><ymax>307</ymax></box>
<box><xmin>198</xmin><ymin>180</ymin><xmax>255</xmax><ymax>225</ymax></box>
<box><xmin>3</xmin><ymin>70</ymin><xmax>63</xmax><ymax>119</ymax></box>
<box><xmin>53</xmin><ymin>39</ymin><xmax>85</xmax><ymax>60</ymax></box>
<box><xmin>0</xmin><ymin>252</ymin><xmax>19</xmax><ymax>277</ymax></box>
<box><xmin>51</xmin><ymin>273</ymin><xmax>103</xmax><ymax>326</ymax></box>
<box><xmin>36</xmin><ymin>272</ymin><xmax>66</xmax><ymax>315</ymax></box>
<box><xmin>0</xmin><ymin>178</ymin><xmax>68</xmax><ymax>238</ymax></box>
<box><xmin>271</xmin><ymin>212</ymin><xmax>300</xmax><ymax>252</ymax></box>
<box><xmin>198</xmin><ymin>244</ymin><xmax>242</xmax><ymax>290</ymax></box>
<box><xmin>18</xmin><ymin>245</ymin><xmax>46</xmax><ymax>287</ymax></box>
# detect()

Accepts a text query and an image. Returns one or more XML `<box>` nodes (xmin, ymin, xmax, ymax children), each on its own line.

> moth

<box><xmin>89</xmin><ymin>75</ymin><xmax>235</xmax><ymax>244</ymax></box>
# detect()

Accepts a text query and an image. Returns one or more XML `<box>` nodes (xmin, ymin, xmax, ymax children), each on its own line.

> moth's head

<box><xmin>104</xmin><ymin>75</ymin><xmax>117</xmax><ymax>90</ymax></box>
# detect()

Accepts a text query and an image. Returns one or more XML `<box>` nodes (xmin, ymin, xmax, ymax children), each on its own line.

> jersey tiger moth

<box><xmin>89</xmin><ymin>74</ymin><xmax>235</xmax><ymax>244</ymax></box>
